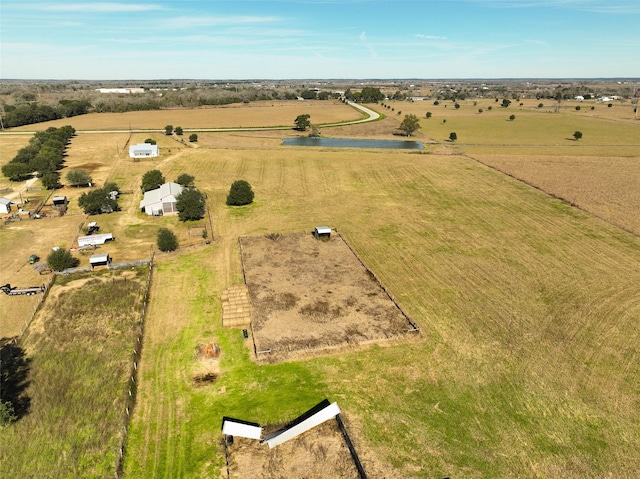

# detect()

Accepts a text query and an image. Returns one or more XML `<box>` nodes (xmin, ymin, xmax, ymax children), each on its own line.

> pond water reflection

<box><xmin>283</xmin><ymin>137</ymin><xmax>424</xmax><ymax>150</ymax></box>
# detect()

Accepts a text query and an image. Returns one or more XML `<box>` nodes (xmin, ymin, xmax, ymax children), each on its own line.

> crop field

<box><xmin>0</xmin><ymin>270</ymin><xmax>146</xmax><ymax>478</ymax></box>
<box><xmin>9</xmin><ymin>100</ymin><xmax>360</xmax><ymax>132</ymax></box>
<box><xmin>1</xmin><ymin>100</ymin><xmax>639</xmax><ymax>478</ymax></box>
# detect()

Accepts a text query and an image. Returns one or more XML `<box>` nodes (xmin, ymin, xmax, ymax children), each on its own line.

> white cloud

<box><xmin>43</xmin><ymin>2</ymin><xmax>166</xmax><ymax>12</ymax></box>
<box><xmin>164</xmin><ymin>15</ymin><xmax>282</xmax><ymax>29</ymax></box>
<box><xmin>414</xmin><ymin>34</ymin><xmax>448</xmax><ymax>40</ymax></box>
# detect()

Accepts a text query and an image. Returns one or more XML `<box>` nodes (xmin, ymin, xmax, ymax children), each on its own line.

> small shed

<box><xmin>313</xmin><ymin>226</ymin><xmax>331</xmax><ymax>239</ymax></box>
<box><xmin>52</xmin><ymin>196</ymin><xmax>68</xmax><ymax>210</ymax></box>
<box><xmin>0</xmin><ymin>197</ymin><xmax>12</xmax><ymax>214</ymax></box>
<box><xmin>89</xmin><ymin>253</ymin><xmax>111</xmax><ymax>269</ymax></box>
<box><xmin>129</xmin><ymin>143</ymin><xmax>159</xmax><ymax>158</ymax></box>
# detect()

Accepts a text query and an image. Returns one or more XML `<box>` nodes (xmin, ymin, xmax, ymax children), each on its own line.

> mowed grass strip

<box><xmin>123</xmin><ymin>148</ymin><xmax>640</xmax><ymax>478</ymax></box>
<box><xmin>0</xmin><ymin>270</ymin><xmax>147</xmax><ymax>478</ymax></box>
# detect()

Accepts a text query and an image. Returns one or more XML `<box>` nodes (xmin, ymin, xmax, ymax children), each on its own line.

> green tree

<box><xmin>573</xmin><ymin>131</ymin><xmax>583</xmax><ymax>140</ymax></box>
<box><xmin>294</xmin><ymin>114</ymin><xmax>311</xmax><ymax>131</ymax></box>
<box><xmin>175</xmin><ymin>173</ymin><xmax>195</xmax><ymax>187</ymax></box>
<box><xmin>449</xmin><ymin>132</ymin><xmax>457</xmax><ymax>142</ymax></box>
<box><xmin>226</xmin><ymin>180</ymin><xmax>254</xmax><ymax>206</ymax></box>
<box><xmin>174</xmin><ymin>126</ymin><xmax>183</xmax><ymax>135</ymax></box>
<box><xmin>78</xmin><ymin>188</ymin><xmax>119</xmax><ymax>214</ymax></box>
<box><xmin>454</xmin><ymin>103</ymin><xmax>460</xmax><ymax>109</ymax></box>
<box><xmin>141</xmin><ymin>169</ymin><xmax>165</xmax><ymax>192</ymax></box>
<box><xmin>189</xmin><ymin>133</ymin><xmax>198</xmax><ymax>142</ymax></box>
<box><xmin>399</xmin><ymin>114</ymin><xmax>421</xmax><ymax>136</ymax></box>
<box><xmin>1</xmin><ymin>163</ymin><xmax>31</xmax><ymax>181</ymax></box>
<box><xmin>425</xmin><ymin>112</ymin><xmax>432</xmax><ymax>119</ymax></box>
<box><xmin>509</xmin><ymin>114</ymin><xmax>516</xmax><ymax>121</ymax></box>
<box><xmin>157</xmin><ymin>227</ymin><xmax>178</xmax><ymax>252</ymax></box>
<box><xmin>501</xmin><ymin>99</ymin><xmax>511</xmax><ymax>108</ymax></box>
<box><xmin>47</xmin><ymin>248</ymin><xmax>79</xmax><ymax>271</ymax></box>
<box><xmin>164</xmin><ymin>124</ymin><xmax>173</xmax><ymax>135</ymax></box>
<box><xmin>41</xmin><ymin>172</ymin><xmax>60</xmax><ymax>190</ymax></box>
<box><xmin>176</xmin><ymin>187</ymin><xmax>205</xmax><ymax>221</ymax></box>
<box><xmin>66</xmin><ymin>168</ymin><xmax>92</xmax><ymax>186</ymax></box>
<box><xmin>144</xmin><ymin>138</ymin><xmax>157</xmax><ymax>145</ymax></box>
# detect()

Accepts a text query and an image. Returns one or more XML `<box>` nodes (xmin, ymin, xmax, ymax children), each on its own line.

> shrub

<box><xmin>175</xmin><ymin>173</ymin><xmax>195</xmax><ymax>187</ymax></box>
<box><xmin>66</xmin><ymin>168</ymin><xmax>92</xmax><ymax>187</ymax></box>
<box><xmin>189</xmin><ymin>133</ymin><xmax>198</xmax><ymax>142</ymax></box>
<box><xmin>47</xmin><ymin>248</ymin><xmax>79</xmax><ymax>272</ymax></box>
<box><xmin>164</xmin><ymin>125</ymin><xmax>173</xmax><ymax>135</ymax></box>
<box><xmin>144</xmin><ymin>138</ymin><xmax>157</xmax><ymax>145</ymax></box>
<box><xmin>226</xmin><ymin>180</ymin><xmax>254</xmax><ymax>206</ymax></box>
<box><xmin>174</xmin><ymin>126</ymin><xmax>183</xmax><ymax>136</ymax></box>
<box><xmin>157</xmin><ymin>228</ymin><xmax>178</xmax><ymax>252</ymax></box>
<box><xmin>425</xmin><ymin>112</ymin><xmax>432</xmax><ymax>119</ymax></box>
<box><xmin>575</xmin><ymin>106</ymin><xmax>581</xmax><ymax>111</ymax></box>
<box><xmin>573</xmin><ymin>131</ymin><xmax>583</xmax><ymax>140</ymax></box>
<box><xmin>449</xmin><ymin>132</ymin><xmax>457</xmax><ymax>142</ymax></box>
<box><xmin>509</xmin><ymin>114</ymin><xmax>516</xmax><ymax>121</ymax></box>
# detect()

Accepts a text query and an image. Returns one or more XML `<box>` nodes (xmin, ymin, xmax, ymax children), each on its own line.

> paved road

<box><xmin>0</xmin><ymin>101</ymin><xmax>381</xmax><ymax>136</ymax></box>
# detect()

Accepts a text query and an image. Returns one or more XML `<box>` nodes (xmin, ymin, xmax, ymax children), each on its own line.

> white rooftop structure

<box><xmin>222</xmin><ymin>419</ymin><xmax>263</xmax><ymax>440</ymax></box>
<box><xmin>139</xmin><ymin>182</ymin><xmax>183</xmax><ymax>216</ymax></box>
<box><xmin>129</xmin><ymin>143</ymin><xmax>159</xmax><ymax>158</ymax></box>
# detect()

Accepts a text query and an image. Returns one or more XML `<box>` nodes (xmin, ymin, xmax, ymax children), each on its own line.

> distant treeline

<box><xmin>1</xmin><ymin>126</ymin><xmax>75</xmax><ymax>188</ymax></box>
<box><xmin>2</xmin><ymin>101</ymin><xmax>90</xmax><ymax>128</ymax></box>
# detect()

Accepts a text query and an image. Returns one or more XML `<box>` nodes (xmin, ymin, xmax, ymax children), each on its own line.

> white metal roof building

<box><xmin>139</xmin><ymin>182</ymin><xmax>183</xmax><ymax>216</ymax></box>
<box><xmin>89</xmin><ymin>253</ymin><xmax>111</xmax><ymax>268</ymax></box>
<box><xmin>0</xmin><ymin>197</ymin><xmax>12</xmax><ymax>214</ymax></box>
<box><xmin>129</xmin><ymin>143</ymin><xmax>159</xmax><ymax>158</ymax></box>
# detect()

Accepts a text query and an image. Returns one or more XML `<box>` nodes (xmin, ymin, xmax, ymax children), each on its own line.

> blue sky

<box><xmin>1</xmin><ymin>0</ymin><xmax>638</xmax><ymax>79</ymax></box>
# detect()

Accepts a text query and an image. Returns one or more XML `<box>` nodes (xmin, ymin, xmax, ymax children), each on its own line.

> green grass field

<box><xmin>0</xmin><ymin>270</ymin><xmax>147</xmax><ymax>478</ymax></box>
<box><xmin>1</xmin><ymin>100</ymin><xmax>639</xmax><ymax>478</ymax></box>
<box><xmin>122</xmin><ymin>147</ymin><xmax>640</xmax><ymax>478</ymax></box>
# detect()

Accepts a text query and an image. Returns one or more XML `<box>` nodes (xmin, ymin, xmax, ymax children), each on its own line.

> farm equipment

<box><xmin>0</xmin><ymin>283</ymin><xmax>46</xmax><ymax>296</ymax></box>
<box><xmin>28</xmin><ymin>254</ymin><xmax>40</xmax><ymax>264</ymax></box>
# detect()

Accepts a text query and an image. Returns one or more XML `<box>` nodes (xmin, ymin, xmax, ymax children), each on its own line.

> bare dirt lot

<box><xmin>240</xmin><ymin>232</ymin><xmax>416</xmax><ymax>362</ymax></box>
<box><xmin>226</xmin><ymin>419</ymin><xmax>359</xmax><ymax>479</ymax></box>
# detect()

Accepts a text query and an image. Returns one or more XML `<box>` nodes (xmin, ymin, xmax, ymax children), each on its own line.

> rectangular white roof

<box><xmin>265</xmin><ymin>402</ymin><xmax>340</xmax><ymax>448</ymax></box>
<box><xmin>222</xmin><ymin>419</ymin><xmax>263</xmax><ymax>440</ymax></box>
<box><xmin>314</xmin><ymin>226</ymin><xmax>331</xmax><ymax>234</ymax></box>
<box><xmin>90</xmin><ymin>253</ymin><xmax>110</xmax><ymax>263</ymax></box>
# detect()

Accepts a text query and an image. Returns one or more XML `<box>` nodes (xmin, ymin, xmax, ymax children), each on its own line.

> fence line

<box><xmin>16</xmin><ymin>274</ymin><xmax>56</xmax><ymax>340</ymax></box>
<box><xmin>115</xmin><ymin>253</ymin><xmax>154</xmax><ymax>479</ymax></box>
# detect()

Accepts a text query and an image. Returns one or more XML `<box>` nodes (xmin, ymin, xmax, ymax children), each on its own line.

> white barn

<box><xmin>129</xmin><ymin>143</ymin><xmax>159</xmax><ymax>158</ymax></box>
<box><xmin>0</xmin><ymin>197</ymin><xmax>12</xmax><ymax>214</ymax></box>
<box><xmin>139</xmin><ymin>182</ymin><xmax>183</xmax><ymax>216</ymax></box>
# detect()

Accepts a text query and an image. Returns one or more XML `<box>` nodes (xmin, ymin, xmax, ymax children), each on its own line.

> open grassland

<box><xmin>0</xmin><ymin>270</ymin><xmax>146</xmax><ymax>478</ymax></box>
<box><xmin>8</xmin><ymin>100</ymin><xmax>360</xmax><ymax>132</ymax></box>
<box><xmin>123</xmin><ymin>147</ymin><xmax>640</xmax><ymax>478</ymax></box>
<box><xmin>1</xmin><ymin>101</ymin><xmax>639</xmax><ymax>478</ymax></box>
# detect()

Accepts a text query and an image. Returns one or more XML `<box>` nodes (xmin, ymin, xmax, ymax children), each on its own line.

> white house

<box><xmin>139</xmin><ymin>182</ymin><xmax>183</xmax><ymax>216</ymax></box>
<box><xmin>0</xmin><ymin>197</ymin><xmax>12</xmax><ymax>214</ymax></box>
<box><xmin>129</xmin><ymin>143</ymin><xmax>159</xmax><ymax>158</ymax></box>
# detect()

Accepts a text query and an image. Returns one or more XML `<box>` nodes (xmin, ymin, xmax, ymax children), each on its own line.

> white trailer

<box><xmin>77</xmin><ymin>233</ymin><xmax>114</xmax><ymax>247</ymax></box>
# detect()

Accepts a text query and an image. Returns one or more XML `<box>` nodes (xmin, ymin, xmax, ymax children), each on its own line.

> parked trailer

<box><xmin>0</xmin><ymin>283</ymin><xmax>46</xmax><ymax>296</ymax></box>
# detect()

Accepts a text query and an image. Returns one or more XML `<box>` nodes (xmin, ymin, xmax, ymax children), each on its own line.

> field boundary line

<box><xmin>465</xmin><ymin>153</ymin><xmax>640</xmax><ymax>238</ymax></box>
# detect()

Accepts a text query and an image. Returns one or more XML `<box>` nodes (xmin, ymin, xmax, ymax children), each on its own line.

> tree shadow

<box><xmin>0</xmin><ymin>337</ymin><xmax>31</xmax><ymax>421</ymax></box>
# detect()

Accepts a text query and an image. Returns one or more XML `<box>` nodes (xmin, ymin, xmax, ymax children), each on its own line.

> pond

<box><xmin>283</xmin><ymin>137</ymin><xmax>424</xmax><ymax>150</ymax></box>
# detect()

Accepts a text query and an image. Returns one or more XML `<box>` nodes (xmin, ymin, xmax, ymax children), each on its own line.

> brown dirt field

<box><xmin>240</xmin><ymin>232</ymin><xmax>416</xmax><ymax>363</ymax></box>
<box><xmin>227</xmin><ymin>419</ymin><xmax>359</xmax><ymax>479</ymax></box>
<box><xmin>470</xmin><ymin>154</ymin><xmax>640</xmax><ymax>235</ymax></box>
<box><xmin>9</xmin><ymin>101</ymin><xmax>359</xmax><ymax>131</ymax></box>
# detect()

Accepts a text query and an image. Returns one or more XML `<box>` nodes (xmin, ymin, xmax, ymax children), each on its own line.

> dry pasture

<box><xmin>227</xmin><ymin>420</ymin><xmax>359</xmax><ymax>479</ymax></box>
<box><xmin>9</xmin><ymin>100</ymin><xmax>359</xmax><ymax>131</ymax></box>
<box><xmin>241</xmin><ymin>232</ymin><xmax>416</xmax><ymax>362</ymax></box>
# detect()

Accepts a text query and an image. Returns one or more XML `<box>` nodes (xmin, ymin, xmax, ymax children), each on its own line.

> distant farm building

<box><xmin>90</xmin><ymin>253</ymin><xmax>111</xmax><ymax>269</ymax></box>
<box><xmin>129</xmin><ymin>143</ymin><xmax>159</xmax><ymax>158</ymax></box>
<box><xmin>52</xmin><ymin>196</ymin><xmax>68</xmax><ymax>210</ymax></box>
<box><xmin>0</xmin><ymin>197</ymin><xmax>12</xmax><ymax>214</ymax></box>
<box><xmin>139</xmin><ymin>182</ymin><xmax>183</xmax><ymax>216</ymax></box>
<box><xmin>95</xmin><ymin>88</ymin><xmax>144</xmax><ymax>94</ymax></box>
